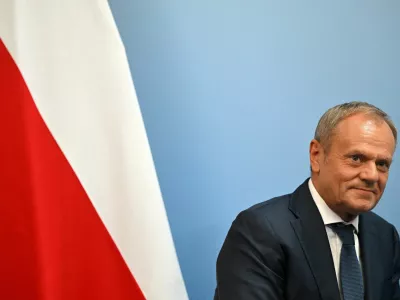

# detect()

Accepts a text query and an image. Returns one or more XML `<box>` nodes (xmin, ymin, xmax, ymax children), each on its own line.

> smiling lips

<box><xmin>353</xmin><ymin>187</ymin><xmax>376</xmax><ymax>194</ymax></box>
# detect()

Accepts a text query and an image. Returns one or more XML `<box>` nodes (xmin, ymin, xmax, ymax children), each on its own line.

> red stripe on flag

<box><xmin>0</xmin><ymin>39</ymin><xmax>145</xmax><ymax>300</ymax></box>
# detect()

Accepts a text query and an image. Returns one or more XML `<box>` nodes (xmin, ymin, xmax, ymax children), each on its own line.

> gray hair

<box><xmin>314</xmin><ymin>101</ymin><xmax>397</xmax><ymax>150</ymax></box>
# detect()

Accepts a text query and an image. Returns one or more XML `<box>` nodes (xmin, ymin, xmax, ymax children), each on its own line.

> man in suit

<box><xmin>214</xmin><ymin>101</ymin><xmax>400</xmax><ymax>300</ymax></box>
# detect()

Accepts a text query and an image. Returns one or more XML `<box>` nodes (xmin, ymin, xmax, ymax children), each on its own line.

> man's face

<box><xmin>310</xmin><ymin>113</ymin><xmax>396</xmax><ymax>220</ymax></box>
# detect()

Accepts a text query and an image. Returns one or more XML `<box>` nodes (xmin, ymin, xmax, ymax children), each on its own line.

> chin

<box><xmin>348</xmin><ymin>198</ymin><xmax>378</xmax><ymax>214</ymax></box>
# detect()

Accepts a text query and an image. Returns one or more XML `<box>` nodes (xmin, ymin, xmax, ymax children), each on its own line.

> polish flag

<box><xmin>0</xmin><ymin>1</ymin><xmax>188</xmax><ymax>299</ymax></box>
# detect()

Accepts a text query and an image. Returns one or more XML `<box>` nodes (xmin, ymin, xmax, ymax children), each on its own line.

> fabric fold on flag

<box><xmin>0</xmin><ymin>1</ymin><xmax>188</xmax><ymax>299</ymax></box>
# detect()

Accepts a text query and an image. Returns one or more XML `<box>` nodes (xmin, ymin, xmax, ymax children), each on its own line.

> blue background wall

<box><xmin>109</xmin><ymin>1</ymin><xmax>400</xmax><ymax>299</ymax></box>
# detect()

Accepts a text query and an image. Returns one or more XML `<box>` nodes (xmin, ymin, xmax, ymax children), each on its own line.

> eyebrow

<box><xmin>378</xmin><ymin>157</ymin><xmax>393</xmax><ymax>165</ymax></box>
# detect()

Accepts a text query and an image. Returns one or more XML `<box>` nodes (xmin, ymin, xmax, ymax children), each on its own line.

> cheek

<box><xmin>332</xmin><ymin>170</ymin><xmax>355</xmax><ymax>192</ymax></box>
<box><xmin>330</xmin><ymin>161</ymin><xmax>356</xmax><ymax>180</ymax></box>
<box><xmin>378</xmin><ymin>176</ymin><xmax>388</xmax><ymax>193</ymax></box>
<box><xmin>339</xmin><ymin>185</ymin><xmax>352</xmax><ymax>201</ymax></box>
<box><xmin>340</xmin><ymin>166</ymin><xmax>360</xmax><ymax>180</ymax></box>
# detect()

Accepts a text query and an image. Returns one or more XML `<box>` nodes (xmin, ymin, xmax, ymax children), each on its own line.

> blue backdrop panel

<box><xmin>109</xmin><ymin>1</ymin><xmax>400</xmax><ymax>298</ymax></box>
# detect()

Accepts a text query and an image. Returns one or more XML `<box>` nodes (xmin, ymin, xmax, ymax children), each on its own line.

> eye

<box><xmin>376</xmin><ymin>160</ymin><xmax>389</xmax><ymax>170</ymax></box>
<box><xmin>351</xmin><ymin>154</ymin><xmax>361</xmax><ymax>162</ymax></box>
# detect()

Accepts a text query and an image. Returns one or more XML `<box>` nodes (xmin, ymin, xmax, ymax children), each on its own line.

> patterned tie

<box><xmin>329</xmin><ymin>223</ymin><xmax>364</xmax><ymax>300</ymax></box>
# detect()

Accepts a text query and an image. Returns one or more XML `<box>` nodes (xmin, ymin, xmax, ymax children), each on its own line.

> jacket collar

<box><xmin>288</xmin><ymin>179</ymin><xmax>341</xmax><ymax>300</ymax></box>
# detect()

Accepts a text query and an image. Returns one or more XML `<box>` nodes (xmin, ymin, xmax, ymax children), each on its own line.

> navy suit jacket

<box><xmin>214</xmin><ymin>179</ymin><xmax>400</xmax><ymax>300</ymax></box>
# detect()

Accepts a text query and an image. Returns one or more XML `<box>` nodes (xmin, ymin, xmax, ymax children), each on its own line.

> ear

<box><xmin>310</xmin><ymin>139</ymin><xmax>324</xmax><ymax>173</ymax></box>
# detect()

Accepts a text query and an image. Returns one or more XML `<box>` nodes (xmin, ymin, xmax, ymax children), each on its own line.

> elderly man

<box><xmin>214</xmin><ymin>102</ymin><xmax>400</xmax><ymax>300</ymax></box>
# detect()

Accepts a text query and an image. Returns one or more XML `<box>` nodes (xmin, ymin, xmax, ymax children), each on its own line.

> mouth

<box><xmin>353</xmin><ymin>188</ymin><xmax>377</xmax><ymax>194</ymax></box>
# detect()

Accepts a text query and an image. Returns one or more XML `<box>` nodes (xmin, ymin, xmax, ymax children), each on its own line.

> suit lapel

<box><xmin>359</xmin><ymin>213</ymin><xmax>380</xmax><ymax>300</ymax></box>
<box><xmin>289</xmin><ymin>180</ymin><xmax>341</xmax><ymax>300</ymax></box>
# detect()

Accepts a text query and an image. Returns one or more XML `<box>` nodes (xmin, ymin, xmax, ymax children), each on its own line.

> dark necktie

<box><xmin>329</xmin><ymin>223</ymin><xmax>364</xmax><ymax>300</ymax></box>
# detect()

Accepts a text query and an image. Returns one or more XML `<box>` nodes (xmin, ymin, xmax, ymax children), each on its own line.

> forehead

<box><xmin>331</xmin><ymin>114</ymin><xmax>396</xmax><ymax>156</ymax></box>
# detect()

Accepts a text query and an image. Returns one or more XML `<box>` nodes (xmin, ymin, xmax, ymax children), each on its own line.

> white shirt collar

<box><xmin>308</xmin><ymin>179</ymin><xmax>359</xmax><ymax>232</ymax></box>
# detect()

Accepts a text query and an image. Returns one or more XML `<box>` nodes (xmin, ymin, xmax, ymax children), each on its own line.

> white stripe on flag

<box><xmin>0</xmin><ymin>1</ymin><xmax>188</xmax><ymax>299</ymax></box>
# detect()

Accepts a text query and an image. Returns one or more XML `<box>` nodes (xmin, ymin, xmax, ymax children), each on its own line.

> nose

<box><xmin>359</xmin><ymin>161</ymin><xmax>379</xmax><ymax>186</ymax></box>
